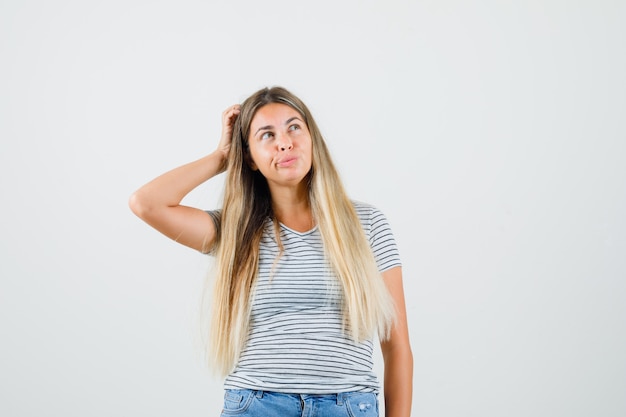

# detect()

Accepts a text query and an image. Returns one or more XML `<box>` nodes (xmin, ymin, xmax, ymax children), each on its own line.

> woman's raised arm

<box><xmin>128</xmin><ymin>105</ymin><xmax>240</xmax><ymax>252</ymax></box>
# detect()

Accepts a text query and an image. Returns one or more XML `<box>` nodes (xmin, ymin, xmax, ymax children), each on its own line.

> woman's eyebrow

<box><xmin>254</xmin><ymin>117</ymin><xmax>303</xmax><ymax>136</ymax></box>
<box><xmin>254</xmin><ymin>125</ymin><xmax>273</xmax><ymax>136</ymax></box>
<box><xmin>285</xmin><ymin>117</ymin><xmax>302</xmax><ymax>125</ymax></box>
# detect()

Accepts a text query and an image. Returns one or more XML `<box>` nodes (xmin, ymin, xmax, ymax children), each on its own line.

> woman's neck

<box><xmin>271</xmin><ymin>191</ymin><xmax>313</xmax><ymax>233</ymax></box>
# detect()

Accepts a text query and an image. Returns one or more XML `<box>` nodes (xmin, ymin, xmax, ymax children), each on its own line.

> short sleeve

<box><xmin>354</xmin><ymin>201</ymin><xmax>402</xmax><ymax>272</ymax></box>
<box><xmin>203</xmin><ymin>209</ymin><xmax>222</xmax><ymax>255</ymax></box>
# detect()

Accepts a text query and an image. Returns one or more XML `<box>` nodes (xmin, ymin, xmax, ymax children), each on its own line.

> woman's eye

<box><xmin>261</xmin><ymin>132</ymin><xmax>273</xmax><ymax>140</ymax></box>
<box><xmin>288</xmin><ymin>124</ymin><xmax>301</xmax><ymax>131</ymax></box>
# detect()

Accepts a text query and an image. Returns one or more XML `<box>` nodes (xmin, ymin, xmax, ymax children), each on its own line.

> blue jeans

<box><xmin>220</xmin><ymin>389</ymin><xmax>379</xmax><ymax>417</ymax></box>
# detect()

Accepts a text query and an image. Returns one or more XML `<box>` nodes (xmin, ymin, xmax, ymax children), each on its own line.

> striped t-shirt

<box><xmin>211</xmin><ymin>201</ymin><xmax>401</xmax><ymax>394</ymax></box>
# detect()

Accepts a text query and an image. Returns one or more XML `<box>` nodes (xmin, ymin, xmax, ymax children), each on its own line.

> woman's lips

<box><xmin>277</xmin><ymin>156</ymin><xmax>297</xmax><ymax>167</ymax></box>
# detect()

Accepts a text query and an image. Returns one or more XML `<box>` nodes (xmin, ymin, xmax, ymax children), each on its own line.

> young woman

<box><xmin>129</xmin><ymin>86</ymin><xmax>413</xmax><ymax>417</ymax></box>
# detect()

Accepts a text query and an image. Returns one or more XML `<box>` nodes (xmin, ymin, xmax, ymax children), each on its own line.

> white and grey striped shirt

<box><xmin>213</xmin><ymin>201</ymin><xmax>401</xmax><ymax>394</ymax></box>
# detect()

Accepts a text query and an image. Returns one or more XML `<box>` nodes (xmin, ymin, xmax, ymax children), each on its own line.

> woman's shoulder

<box><xmin>350</xmin><ymin>200</ymin><xmax>391</xmax><ymax>229</ymax></box>
<box><xmin>351</xmin><ymin>199</ymin><xmax>374</xmax><ymax>210</ymax></box>
<box><xmin>350</xmin><ymin>200</ymin><xmax>399</xmax><ymax>260</ymax></box>
<box><xmin>351</xmin><ymin>199</ymin><xmax>384</xmax><ymax>217</ymax></box>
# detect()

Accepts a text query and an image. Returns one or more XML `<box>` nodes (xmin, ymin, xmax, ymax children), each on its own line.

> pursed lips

<box><xmin>276</xmin><ymin>155</ymin><xmax>297</xmax><ymax>167</ymax></box>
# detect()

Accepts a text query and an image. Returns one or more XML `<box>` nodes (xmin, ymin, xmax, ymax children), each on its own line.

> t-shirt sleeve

<box><xmin>355</xmin><ymin>202</ymin><xmax>402</xmax><ymax>272</ymax></box>
<box><xmin>203</xmin><ymin>209</ymin><xmax>222</xmax><ymax>255</ymax></box>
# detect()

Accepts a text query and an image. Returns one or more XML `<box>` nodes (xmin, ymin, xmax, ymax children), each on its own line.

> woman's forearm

<box><xmin>382</xmin><ymin>344</ymin><xmax>414</xmax><ymax>417</ymax></box>
<box><xmin>130</xmin><ymin>150</ymin><xmax>226</xmax><ymax>214</ymax></box>
<box><xmin>380</xmin><ymin>266</ymin><xmax>413</xmax><ymax>417</ymax></box>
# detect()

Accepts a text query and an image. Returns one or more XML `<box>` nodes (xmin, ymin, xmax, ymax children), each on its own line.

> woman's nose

<box><xmin>277</xmin><ymin>133</ymin><xmax>293</xmax><ymax>151</ymax></box>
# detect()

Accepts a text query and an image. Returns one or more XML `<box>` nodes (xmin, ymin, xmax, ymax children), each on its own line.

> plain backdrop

<box><xmin>1</xmin><ymin>1</ymin><xmax>624</xmax><ymax>416</ymax></box>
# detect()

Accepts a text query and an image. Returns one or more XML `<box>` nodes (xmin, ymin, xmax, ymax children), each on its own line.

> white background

<box><xmin>1</xmin><ymin>1</ymin><xmax>625</xmax><ymax>416</ymax></box>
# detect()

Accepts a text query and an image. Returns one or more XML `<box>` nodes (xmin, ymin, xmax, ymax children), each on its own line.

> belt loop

<box><xmin>255</xmin><ymin>390</ymin><xmax>264</xmax><ymax>399</ymax></box>
<box><xmin>336</xmin><ymin>393</ymin><xmax>343</xmax><ymax>406</ymax></box>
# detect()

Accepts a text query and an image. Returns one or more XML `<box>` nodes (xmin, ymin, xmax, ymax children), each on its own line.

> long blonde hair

<box><xmin>204</xmin><ymin>86</ymin><xmax>396</xmax><ymax>377</ymax></box>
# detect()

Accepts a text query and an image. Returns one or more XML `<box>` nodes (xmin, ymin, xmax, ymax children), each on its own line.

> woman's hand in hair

<box><xmin>216</xmin><ymin>104</ymin><xmax>241</xmax><ymax>171</ymax></box>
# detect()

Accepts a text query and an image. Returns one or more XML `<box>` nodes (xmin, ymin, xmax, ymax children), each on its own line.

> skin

<box><xmin>380</xmin><ymin>266</ymin><xmax>414</xmax><ymax>417</ymax></box>
<box><xmin>129</xmin><ymin>102</ymin><xmax>413</xmax><ymax>416</ymax></box>
<box><xmin>247</xmin><ymin>102</ymin><xmax>314</xmax><ymax>231</ymax></box>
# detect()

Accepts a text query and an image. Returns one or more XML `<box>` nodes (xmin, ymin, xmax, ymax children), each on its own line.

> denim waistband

<box><xmin>246</xmin><ymin>389</ymin><xmax>375</xmax><ymax>406</ymax></box>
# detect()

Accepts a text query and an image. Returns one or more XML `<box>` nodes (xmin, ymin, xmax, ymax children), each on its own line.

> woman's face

<box><xmin>247</xmin><ymin>102</ymin><xmax>313</xmax><ymax>191</ymax></box>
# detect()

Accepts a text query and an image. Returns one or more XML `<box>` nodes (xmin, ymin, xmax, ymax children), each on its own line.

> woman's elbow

<box><xmin>128</xmin><ymin>190</ymin><xmax>152</xmax><ymax>219</ymax></box>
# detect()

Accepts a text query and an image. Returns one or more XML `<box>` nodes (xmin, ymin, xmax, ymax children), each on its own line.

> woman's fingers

<box><xmin>216</xmin><ymin>104</ymin><xmax>241</xmax><ymax>161</ymax></box>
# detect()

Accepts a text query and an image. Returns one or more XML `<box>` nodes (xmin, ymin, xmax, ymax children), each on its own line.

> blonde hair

<box><xmin>204</xmin><ymin>86</ymin><xmax>396</xmax><ymax>377</ymax></box>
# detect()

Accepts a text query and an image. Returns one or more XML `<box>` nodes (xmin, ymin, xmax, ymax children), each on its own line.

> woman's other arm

<box><xmin>380</xmin><ymin>266</ymin><xmax>413</xmax><ymax>417</ymax></box>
